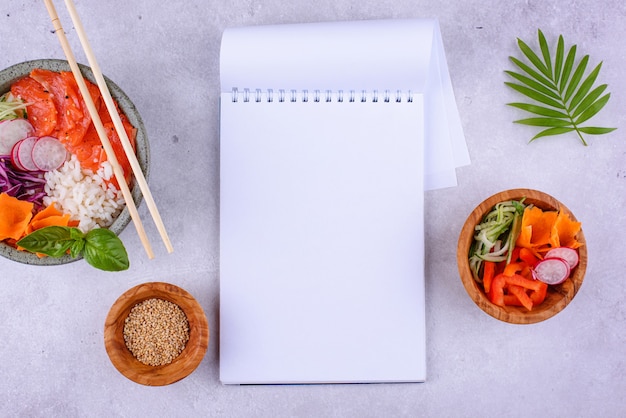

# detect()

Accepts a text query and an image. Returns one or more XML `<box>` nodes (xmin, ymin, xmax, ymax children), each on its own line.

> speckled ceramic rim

<box><xmin>0</xmin><ymin>59</ymin><xmax>149</xmax><ymax>265</ymax></box>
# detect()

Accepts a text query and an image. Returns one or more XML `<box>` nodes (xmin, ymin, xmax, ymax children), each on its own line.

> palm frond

<box><xmin>505</xmin><ymin>30</ymin><xmax>615</xmax><ymax>145</ymax></box>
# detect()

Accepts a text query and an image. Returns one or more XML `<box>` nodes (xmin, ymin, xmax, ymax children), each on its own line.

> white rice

<box><xmin>43</xmin><ymin>155</ymin><xmax>125</xmax><ymax>233</ymax></box>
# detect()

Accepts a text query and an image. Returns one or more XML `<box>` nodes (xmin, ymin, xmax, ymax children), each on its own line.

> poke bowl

<box><xmin>457</xmin><ymin>189</ymin><xmax>587</xmax><ymax>324</ymax></box>
<box><xmin>0</xmin><ymin>59</ymin><xmax>149</xmax><ymax>266</ymax></box>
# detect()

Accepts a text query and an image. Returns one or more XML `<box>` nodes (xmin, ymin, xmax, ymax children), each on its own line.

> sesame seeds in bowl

<box><xmin>123</xmin><ymin>298</ymin><xmax>190</xmax><ymax>367</ymax></box>
<box><xmin>104</xmin><ymin>282</ymin><xmax>209</xmax><ymax>386</ymax></box>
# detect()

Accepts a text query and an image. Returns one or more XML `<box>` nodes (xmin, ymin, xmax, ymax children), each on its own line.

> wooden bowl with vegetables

<box><xmin>104</xmin><ymin>282</ymin><xmax>209</xmax><ymax>386</ymax></box>
<box><xmin>457</xmin><ymin>189</ymin><xmax>587</xmax><ymax>324</ymax></box>
<box><xmin>0</xmin><ymin>59</ymin><xmax>149</xmax><ymax>269</ymax></box>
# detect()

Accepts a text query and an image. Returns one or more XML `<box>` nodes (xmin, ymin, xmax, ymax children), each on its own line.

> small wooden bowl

<box><xmin>457</xmin><ymin>189</ymin><xmax>587</xmax><ymax>324</ymax></box>
<box><xmin>104</xmin><ymin>282</ymin><xmax>209</xmax><ymax>385</ymax></box>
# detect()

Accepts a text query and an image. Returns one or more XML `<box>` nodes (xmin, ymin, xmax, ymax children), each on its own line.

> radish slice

<box><xmin>545</xmin><ymin>247</ymin><xmax>579</xmax><ymax>269</ymax></box>
<box><xmin>16</xmin><ymin>136</ymin><xmax>39</xmax><ymax>171</ymax></box>
<box><xmin>0</xmin><ymin>119</ymin><xmax>35</xmax><ymax>155</ymax></box>
<box><xmin>31</xmin><ymin>136</ymin><xmax>67</xmax><ymax>171</ymax></box>
<box><xmin>11</xmin><ymin>139</ymin><xmax>26</xmax><ymax>170</ymax></box>
<box><xmin>533</xmin><ymin>258</ymin><xmax>570</xmax><ymax>285</ymax></box>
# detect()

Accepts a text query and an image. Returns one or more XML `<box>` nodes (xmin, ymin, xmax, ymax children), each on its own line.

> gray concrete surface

<box><xmin>0</xmin><ymin>0</ymin><xmax>624</xmax><ymax>416</ymax></box>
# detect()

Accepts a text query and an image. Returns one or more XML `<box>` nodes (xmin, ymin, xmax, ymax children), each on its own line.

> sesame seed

<box><xmin>123</xmin><ymin>298</ymin><xmax>190</xmax><ymax>367</ymax></box>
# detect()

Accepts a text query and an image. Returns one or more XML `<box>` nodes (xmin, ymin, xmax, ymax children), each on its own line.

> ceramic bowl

<box><xmin>104</xmin><ymin>282</ymin><xmax>209</xmax><ymax>386</ymax></box>
<box><xmin>0</xmin><ymin>59</ymin><xmax>149</xmax><ymax>265</ymax></box>
<box><xmin>457</xmin><ymin>188</ymin><xmax>587</xmax><ymax>324</ymax></box>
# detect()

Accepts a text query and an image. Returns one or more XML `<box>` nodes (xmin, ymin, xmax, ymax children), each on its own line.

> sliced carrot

<box><xmin>516</xmin><ymin>205</ymin><xmax>582</xmax><ymax>257</ymax></box>
<box><xmin>25</xmin><ymin>203</ymin><xmax>72</xmax><ymax>234</ymax></box>
<box><xmin>16</xmin><ymin>203</ymin><xmax>74</xmax><ymax>256</ymax></box>
<box><xmin>551</xmin><ymin>211</ymin><xmax>582</xmax><ymax>249</ymax></box>
<box><xmin>516</xmin><ymin>206</ymin><xmax>558</xmax><ymax>250</ymax></box>
<box><xmin>0</xmin><ymin>193</ymin><xmax>34</xmax><ymax>241</ymax></box>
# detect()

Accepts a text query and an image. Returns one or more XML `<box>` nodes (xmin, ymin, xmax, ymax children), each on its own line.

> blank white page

<box><xmin>220</xmin><ymin>94</ymin><xmax>426</xmax><ymax>384</ymax></box>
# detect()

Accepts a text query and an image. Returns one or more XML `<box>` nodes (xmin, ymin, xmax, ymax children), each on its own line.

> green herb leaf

<box><xmin>70</xmin><ymin>239</ymin><xmax>85</xmax><ymax>258</ymax></box>
<box><xmin>17</xmin><ymin>226</ymin><xmax>76</xmax><ymax>258</ymax></box>
<box><xmin>505</xmin><ymin>30</ymin><xmax>615</xmax><ymax>145</ymax></box>
<box><xmin>16</xmin><ymin>225</ymin><xmax>129</xmax><ymax>272</ymax></box>
<box><xmin>83</xmin><ymin>229</ymin><xmax>129</xmax><ymax>272</ymax></box>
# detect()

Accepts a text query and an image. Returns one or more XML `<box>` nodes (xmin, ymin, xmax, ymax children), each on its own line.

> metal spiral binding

<box><xmin>231</xmin><ymin>88</ymin><xmax>413</xmax><ymax>103</ymax></box>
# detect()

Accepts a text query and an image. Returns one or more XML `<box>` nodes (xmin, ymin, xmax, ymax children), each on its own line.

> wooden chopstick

<box><xmin>60</xmin><ymin>0</ymin><xmax>173</xmax><ymax>254</ymax></box>
<box><xmin>43</xmin><ymin>0</ymin><xmax>154</xmax><ymax>259</ymax></box>
<box><xmin>43</xmin><ymin>0</ymin><xmax>174</xmax><ymax>257</ymax></box>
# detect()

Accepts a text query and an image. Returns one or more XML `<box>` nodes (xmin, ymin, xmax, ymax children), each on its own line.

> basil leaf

<box><xmin>70</xmin><ymin>227</ymin><xmax>85</xmax><ymax>241</ymax></box>
<box><xmin>83</xmin><ymin>229</ymin><xmax>129</xmax><ymax>271</ymax></box>
<box><xmin>16</xmin><ymin>226</ymin><xmax>79</xmax><ymax>258</ymax></box>
<box><xmin>70</xmin><ymin>239</ymin><xmax>85</xmax><ymax>258</ymax></box>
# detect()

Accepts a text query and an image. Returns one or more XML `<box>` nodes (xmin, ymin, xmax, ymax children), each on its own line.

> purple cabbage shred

<box><xmin>0</xmin><ymin>155</ymin><xmax>47</xmax><ymax>211</ymax></box>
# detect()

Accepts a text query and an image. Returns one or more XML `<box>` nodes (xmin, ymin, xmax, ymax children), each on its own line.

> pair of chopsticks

<box><xmin>42</xmin><ymin>0</ymin><xmax>173</xmax><ymax>259</ymax></box>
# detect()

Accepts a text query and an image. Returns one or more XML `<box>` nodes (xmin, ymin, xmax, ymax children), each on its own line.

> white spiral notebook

<box><xmin>219</xmin><ymin>19</ymin><xmax>466</xmax><ymax>384</ymax></box>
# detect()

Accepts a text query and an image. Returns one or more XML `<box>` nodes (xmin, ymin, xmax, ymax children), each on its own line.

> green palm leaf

<box><xmin>575</xmin><ymin>93</ymin><xmax>611</xmax><ymax>124</ymax></box>
<box><xmin>504</xmin><ymin>71</ymin><xmax>561</xmax><ymax>100</ymax></box>
<box><xmin>570</xmin><ymin>62</ymin><xmax>601</xmax><ymax>110</ymax></box>
<box><xmin>559</xmin><ymin>45</ymin><xmax>577</xmax><ymax>93</ymax></box>
<box><xmin>505</xmin><ymin>30</ymin><xmax>616</xmax><ymax>145</ymax></box>
<box><xmin>572</xmin><ymin>84</ymin><xmax>607</xmax><ymax>118</ymax></box>
<box><xmin>509</xmin><ymin>56</ymin><xmax>554</xmax><ymax>89</ymax></box>
<box><xmin>564</xmin><ymin>55</ymin><xmax>588</xmax><ymax>102</ymax></box>
<box><xmin>507</xmin><ymin>102</ymin><xmax>569</xmax><ymax>118</ymax></box>
<box><xmin>554</xmin><ymin>36</ymin><xmax>564</xmax><ymax>84</ymax></box>
<box><xmin>514</xmin><ymin>117</ymin><xmax>573</xmax><ymax>127</ymax></box>
<box><xmin>531</xmin><ymin>127</ymin><xmax>576</xmax><ymax>141</ymax></box>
